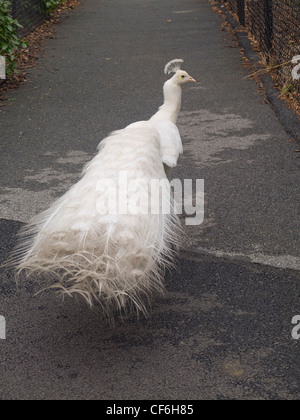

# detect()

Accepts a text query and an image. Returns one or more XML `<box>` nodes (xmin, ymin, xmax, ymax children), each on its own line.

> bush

<box><xmin>0</xmin><ymin>0</ymin><xmax>66</xmax><ymax>77</ymax></box>
<box><xmin>43</xmin><ymin>0</ymin><xmax>65</xmax><ymax>14</ymax></box>
<box><xmin>0</xmin><ymin>0</ymin><xmax>27</xmax><ymax>75</ymax></box>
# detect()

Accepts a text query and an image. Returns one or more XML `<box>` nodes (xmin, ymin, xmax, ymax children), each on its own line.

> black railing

<box><xmin>263</xmin><ymin>0</ymin><xmax>273</xmax><ymax>56</ymax></box>
<box><xmin>237</xmin><ymin>0</ymin><xmax>245</xmax><ymax>25</ymax></box>
<box><xmin>223</xmin><ymin>0</ymin><xmax>299</xmax><ymax>58</ymax></box>
<box><xmin>222</xmin><ymin>0</ymin><xmax>300</xmax><ymax>99</ymax></box>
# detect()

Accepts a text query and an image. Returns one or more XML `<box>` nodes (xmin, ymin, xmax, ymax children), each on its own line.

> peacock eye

<box><xmin>181</xmin><ymin>75</ymin><xmax>185</xmax><ymax>79</ymax></box>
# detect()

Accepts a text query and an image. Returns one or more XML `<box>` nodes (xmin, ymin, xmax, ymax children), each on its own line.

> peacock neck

<box><xmin>150</xmin><ymin>79</ymin><xmax>182</xmax><ymax>124</ymax></box>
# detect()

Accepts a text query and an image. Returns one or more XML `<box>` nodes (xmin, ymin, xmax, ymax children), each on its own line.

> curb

<box><xmin>216</xmin><ymin>3</ymin><xmax>300</xmax><ymax>140</ymax></box>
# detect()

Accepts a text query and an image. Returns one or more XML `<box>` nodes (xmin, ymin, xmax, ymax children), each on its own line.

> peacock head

<box><xmin>176</xmin><ymin>70</ymin><xmax>196</xmax><ymax>84</ymax></box>
<box><xmin>164</xmin><ymin>59</ymin><xmax>196</xmax><ymax>85</ymax></box>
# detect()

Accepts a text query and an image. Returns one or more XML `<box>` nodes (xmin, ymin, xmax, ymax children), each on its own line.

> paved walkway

<box><xmin>0</xmin><ymin>0</ymin><xmax>299</xmax><ymax>400</ymax></box>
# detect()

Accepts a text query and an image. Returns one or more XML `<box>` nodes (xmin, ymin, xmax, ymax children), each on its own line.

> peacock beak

<box><xmin>188</xmin><ymin>76</ymin><xmax>197</xmax><ymax>83</ymax></box>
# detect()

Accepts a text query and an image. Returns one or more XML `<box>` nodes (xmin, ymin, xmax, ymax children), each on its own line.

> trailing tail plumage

<box><xmin>11</xmin><ymin>126</ymin><xmax>181</xmax><ymax>314</ymax></box>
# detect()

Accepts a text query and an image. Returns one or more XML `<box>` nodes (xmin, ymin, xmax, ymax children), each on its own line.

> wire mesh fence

<box><xmin>222</xmin><ymin>0</ymin><xmax>300</xmax><ymax>112</ymax></box>
<box><xmin>11</xmin><ymin>0</ymin><xmax>46</xmax><ymax>36</ymax></box>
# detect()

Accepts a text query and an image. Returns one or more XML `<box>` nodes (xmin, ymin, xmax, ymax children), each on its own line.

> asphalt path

<box><xmin>0</xmin><ymin>0</ymin><xmax>299</xmax><ymax>400</ymax></box>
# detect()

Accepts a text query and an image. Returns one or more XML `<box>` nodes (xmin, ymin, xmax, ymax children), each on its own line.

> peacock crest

<box><xmin>164</xmin><ymin>59</ymin><xmax>184</xmax><ymax>75</ymax></box>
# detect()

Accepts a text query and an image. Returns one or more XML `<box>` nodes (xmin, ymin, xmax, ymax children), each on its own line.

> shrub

<box><xmin>0</xmin><ymin>0</ymin><xmax>27</xmax><ymax>75</ymax></box>
<box><xmin>43</xmin><ymin>0</ymin><xmax>65</xmax><ymax>14</ymax></box>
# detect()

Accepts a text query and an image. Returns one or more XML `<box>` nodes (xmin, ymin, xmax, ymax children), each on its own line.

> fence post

<box><xmin>237</xmin><ymin>0</ymin><xmax>246</xmax><ymax>26</ymax></box>
<box><xmin>264</xmin><ymin>0</ymin><xmax>274</xmax><ymax>58</ymax></box>
<box><xmin>11</xmin><ymin>0</ymin><xmax>17</xmax><ymax>20</ymax></box>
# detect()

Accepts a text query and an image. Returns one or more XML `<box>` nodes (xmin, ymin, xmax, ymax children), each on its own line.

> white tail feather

<box><xmin>10</xmin><ymin>126</ymin><xmax>182</xmax><ymax>316</ymax></box>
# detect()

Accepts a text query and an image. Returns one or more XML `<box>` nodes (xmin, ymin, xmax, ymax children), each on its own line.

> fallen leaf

<box><xmin>224</xmin><ymin>361</ymin><xmax>244</xmax><ymax>377</ymax></box>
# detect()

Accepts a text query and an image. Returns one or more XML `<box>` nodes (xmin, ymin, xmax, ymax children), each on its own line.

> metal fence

<box><xmin>223</xmin><ymin>0</ymin><xmax>300</xmax><ymax>97</ymax></box>
<box><xmin>11</xmin><ymin>0</ymin><xmax>46</xmax><ymax>36</ymax></box>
